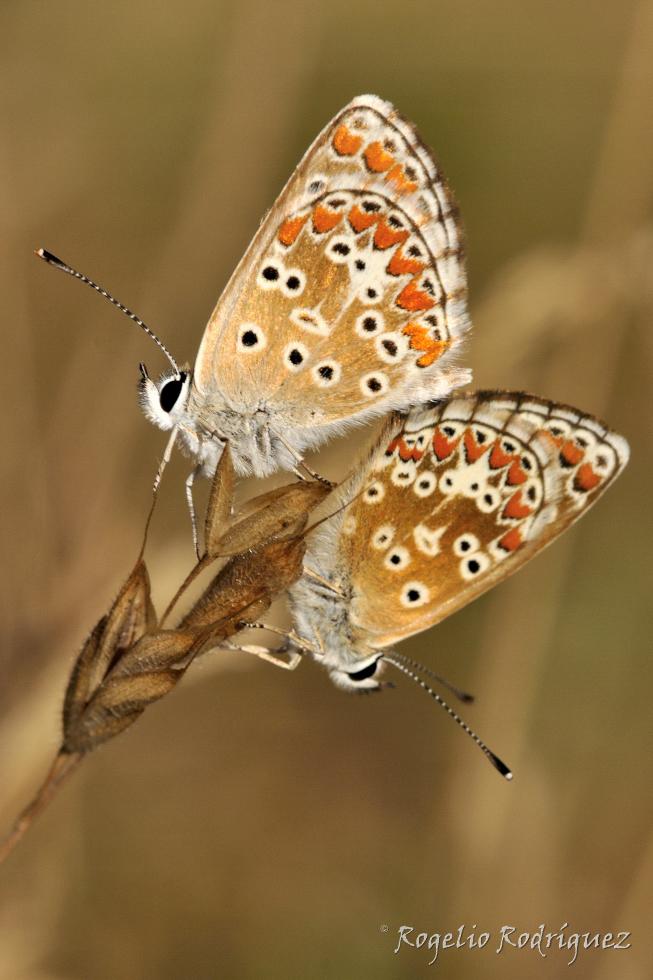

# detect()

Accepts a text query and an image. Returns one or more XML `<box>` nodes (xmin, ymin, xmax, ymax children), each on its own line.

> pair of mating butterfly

<box><xmin>41</xmin><ymin>95</ymin><xmax>629</xmax><ymax>777</ymax></box>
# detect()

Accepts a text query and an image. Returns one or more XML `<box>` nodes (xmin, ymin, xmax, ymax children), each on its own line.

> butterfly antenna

<box><xmin>35</xmin><ymin>248</ymin><xmax>181</xmax><ymax>376</ymax></box>
<box><xmin>383</xmin><ymin>654</ymin><xmax>512</xmax><ymax>780</ymax></box>
<box><xmin>389</xmin><ymin>650</ymin><xmax>475</xmax><ymax>703</ymax></box>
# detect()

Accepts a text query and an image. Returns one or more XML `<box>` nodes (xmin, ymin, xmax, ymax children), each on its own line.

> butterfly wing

<box><xmin>304</xmin><ymin>392</ymin><xmax>629</xmax><ymax>648</ymax></box>
<box><xmin>192</xmin><ymin>95</ymin><xmax>470</xmax><ymax>436</ymax></box>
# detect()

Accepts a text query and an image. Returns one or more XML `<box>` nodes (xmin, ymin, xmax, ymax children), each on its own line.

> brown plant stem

<box><xmin>0</xmin><ymin>750</ymin><xmax>83</xmax><ymax>866</ymax></box>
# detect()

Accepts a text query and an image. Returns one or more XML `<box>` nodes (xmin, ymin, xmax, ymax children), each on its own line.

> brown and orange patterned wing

<box><xmin>307</xmin><ymin>392</ymin><xmax>629</xmax><ymax>647</ymax></box>
<box><xmin>193</xmin><ymin>95</ymin><xmax>470</xmax><ymax>426</ymax></box>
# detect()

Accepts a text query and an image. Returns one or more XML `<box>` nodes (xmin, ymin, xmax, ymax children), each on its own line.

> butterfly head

<box><xmin>138</xmin><ymin>363</ymin><xmax>192</xmax><ymax>431</ymax></box>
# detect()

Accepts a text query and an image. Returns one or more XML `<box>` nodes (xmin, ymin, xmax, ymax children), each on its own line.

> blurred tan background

<box><xmin>1</xmin><ymin>1</ymin><xmax>652</xmax><ymax>977</ymax></box>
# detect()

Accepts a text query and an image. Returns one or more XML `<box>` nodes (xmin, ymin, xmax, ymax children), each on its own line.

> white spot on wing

<box><xmin>413</xmin><ymin>524</ymin><xmax>445</xmax><ymax>556</ymax></box>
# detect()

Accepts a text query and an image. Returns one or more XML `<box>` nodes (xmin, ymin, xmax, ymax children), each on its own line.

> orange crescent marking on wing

<box><xmin>560</xmin><ymin>440</ymin><xmax>585</xmax><ymax>467</ymax></box>
<box><xmin>396</xmin><ymin>280</ymin><xmax>435</xmax><ymax>312</ymax></box>
<box><xmin>278</xmin><ymin>214</ymin><xmax>308</xmax><ymax>246</ymax></box>
<box><xmin>363</xmin><ymin>141</ymin><xmax>395</xmax><ymax>172</ymax></box>
<box><xmin>373</xmin><ymin>218</ymin><xmax>410</xmax><ymax>250</ymax></box>
<box><xmin>489</xmin><ymin>442</ymin><xmax>515</xmax><ymax>469</ymax></box>
<box><xmin>463</xmin><ymin>428</ymin><xmax>488</xmax><ymax>463</ymax></box>
<box><xmin>385</xmin><ymin>437</ymin><xmax>400</xmax><ymax>456</ymax></box>
<box><xmin>502</xmin><ymin>490</ymin><xmax>533</xmax><ymax>520</ymax></box>
<box><xmin>348</xmin><ymin>204</ymin><xmax>378</xmax><ymax>233</ymax></box>
<box><xmin>386</xmin><ymin>247</ymin><xmax>425</xmax><ymax>277</ymax></box>
<box><xmin>498</xmin><ymin>527</ymin><xmax>523</xmax><ymax>552</ymax></box>
<box><xmin>385</xmin><ymin>162</ymin><xmax>418</xmax><ymax>194</ymax></box>
<box><xmin>396</xmin><ymin>438</ymin><xmax>412</xmax><ymax>461</ymax></box>
<box><xmin>506</xmin><ymin>460</ymin><xmax>528</xmax><ymax>486</ymax></box>
<box><xmin>332</xmin><ymin>124</ymin><xmax>363</xmax><ymax>156</ymax></box>
<box><xmin>432</xmin><ymin>426</ymin><xmax>460</xmax><ymax>460</ymax></box>
<box><xmin>312</xmin><ymin>204</ymin><xmax>343</xmax><ymax>234</ymax></box>
<box><xmin>574</xmin><ymin>462</ymin><xmax>602</xmax><ymax>492</ymax></box>
<box><xmin>402</xmin><ymin>322</ymin><xmax>448</xmax><ymax>367</ymax></box>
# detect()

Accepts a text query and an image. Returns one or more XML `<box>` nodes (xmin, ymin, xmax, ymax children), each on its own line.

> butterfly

<box><xmin>135</xmin><ymin>94</ymin><xmax>471</xmax><ymax>482</ymax></box>
<box><xmin>283</xmin><ymin>391</ymin><xmax>629</xmax><ymax>773</ymax></box>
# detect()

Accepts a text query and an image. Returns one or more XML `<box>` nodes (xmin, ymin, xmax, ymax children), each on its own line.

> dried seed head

<box><xmin>64</xmin><ymin>670</ymin><xmax>181</xmax><ymax>753</ymax></box>
<box><xmin>182</xmin><ymin>536</ymin><xmax>306</xmax><ymax>631</ymax></box>
<box><xmin>213</xmin><ymin>481</ymin><xmax>331</xmax><ymax>556</ymax></box>
<box><xmin>62</xmin><ymin>559</ymin><xmax>155</xmax><ymax>740</ymax></box>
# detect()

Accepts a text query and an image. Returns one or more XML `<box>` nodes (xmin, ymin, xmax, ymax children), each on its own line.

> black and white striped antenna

<box><xmin>35</xmin><ymin>248</ymin><xmax>180</xmax><ymax>375</ymax></box>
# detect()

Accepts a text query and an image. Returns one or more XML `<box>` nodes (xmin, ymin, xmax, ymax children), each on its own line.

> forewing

<box><xmin>317</xmin><ymin>392</ymin><xmax>629</xmax><ymax>647</ymax></box>
<box><xmin>194</xmin><ymin>95</ymin><xmax>470</xmax><ymax>424</ymax></box>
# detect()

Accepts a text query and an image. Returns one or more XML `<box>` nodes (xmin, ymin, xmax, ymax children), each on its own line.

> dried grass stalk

<box><xmin>0</xmin><ymin>450</ymin><xmax>330</xmax><ymax>864</ymax></box>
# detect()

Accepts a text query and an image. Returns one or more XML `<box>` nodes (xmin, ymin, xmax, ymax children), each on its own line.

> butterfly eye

<box><xmin>346</xmin><ymin>660</ymin><xmax>379</xmax><ymax>683</ymax></box>
<box><xmin>159</xmin><ymin>372</ymin><xmax>188</xmax><ymax>413</ymax></box>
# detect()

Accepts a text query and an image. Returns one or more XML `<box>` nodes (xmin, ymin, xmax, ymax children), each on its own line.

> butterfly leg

<box><xmin>303</xmin><ymin>565</ymin><xmax>346</xmax><ymax>597</ymax></box>
<box><xmin>220</xmin><ymin>639</ymin><xmax>302</xmax><ymax>671</ymax></box>
<box><xmin>152</xmin><ymin>426</ymin><xmax>178</xmax><ymax>496</ymax></box>
<box><xmin>269</xmin><ymin>426</ymin><xmax>335</xmax><ymax>488</ymax></box>
<box><xmin>237</xmin><ymin>620</ymin><xmax>318</xmax><ymax>657</ymax></box>
<box><xmin>185</xmin><ymin>464</ymin><xmax>202</xmax><ymax>560</ymax></box>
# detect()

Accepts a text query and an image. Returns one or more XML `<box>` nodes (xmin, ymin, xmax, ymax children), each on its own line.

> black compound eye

<box><xmin>347</xmin><ymin>660</ymin><xmax>378</xmax><ymax>682</ymax></box>
<box><xmin>159</xmin><ymin>373</ymin><xmax>187</xmax><ymax>413</ymax></box>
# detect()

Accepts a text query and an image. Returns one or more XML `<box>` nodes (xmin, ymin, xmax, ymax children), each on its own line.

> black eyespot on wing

<box><xmin>159</xmin><ymin>372</ymin><xmax>187</xmax><ymax>412</ymax></box>
<box><xmin>347</xmin><ymin>661</ymin><xmax>378</xmax><ymax>682</ymax></box>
